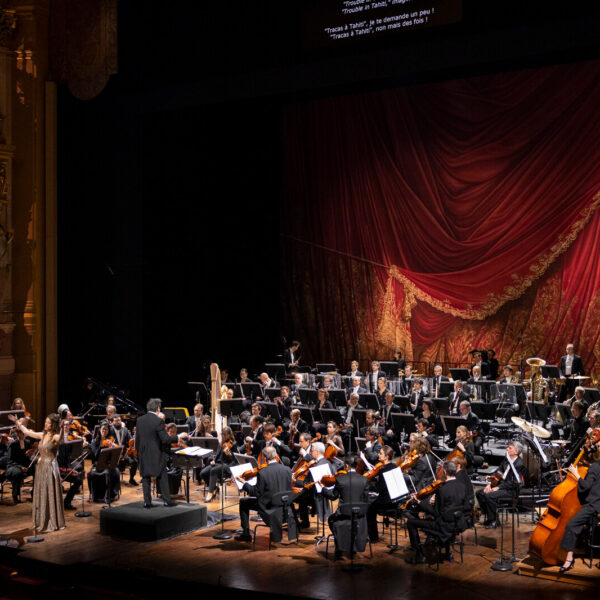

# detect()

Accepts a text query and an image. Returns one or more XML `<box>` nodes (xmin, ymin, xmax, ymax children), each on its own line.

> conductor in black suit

<box><xmin>234</xmin><ymin>445</ymin><xmax>296</xmax><ymax>542</ymax></box>
<box><xmin>135</xmin><ymin>397</ymin><xmax>188</xmax><ymax>508</ymax></box>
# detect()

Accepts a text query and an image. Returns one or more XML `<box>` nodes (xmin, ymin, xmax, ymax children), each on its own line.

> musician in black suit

<box><xmin>449</xmin><ymin>381</ymin><xmax>470</xmax><ymax>415</ymax></box>
<box><xmin>283</xmin><ymin>340</ymin><xmax>301</xmax><ymax>371</ymax></box>
<box><xmin>559</xmin><ymin>450</ymin><xmax>600</xmax><ymax>572</ymax></box>
<box><xmin>401</xmin><ymin>365</ymin><xmax>416</xmax><ymax>395</ymax></box>
<box><xmin>346</xmin><ymin>376</ymin><xmax>368</xmax><ymax>400</ymax></box>
<box><xmin>497</xmin><ymin>365</ymin><xmax>518</xmax><ymax>384</ymax></box>
<box><xmin>185</xmin><ymin>403</ymin><xmax>205</xmax><ymax>435</ymax></box>
<box><xmin>415</xmin><ymin>418</ymin><xmax>438</xmax><ymax>450</ymax></box>
<box><xmin>234</xmin><ymin>446</ymin><xmax>297</xmax><ymax>542</ymax></box>
<box><xmin>409</xmin><ymin>379</ymin><xmax>426</xmax><ymax>414</ymax></box>
<box><xmin>346</xmin><ymin>360</ymin><xmax>363</xmax><ymax>379</ymax></box>
<box><xmin>367</xmin><ymin>445</ymin><xmax>399</xmax><ymax>542</ymax></box>
<box><xmin>323</xmin><ymin>454</ymin><xmax>370</xmax><ymax>556</ymax></box>
<box><xmin>406</xmin><ymin>460</ymin><xmax>470</xmax><ymax>564</ymax></box>
<box><xmin>476</xmin><ymin>441</ymin><xmax>526</xmax><ymax>527</ymax></box>
<box><xmin>359</xmin><ymin>410</ymin><xmax>384</xmax><ymax>438</ymax></box>
<box><xmin>393</xmin><ymin>349</ymin><xmax>406</xmax><ymax>372</ymax></box>
<box><xmin>5</xmin><ymin>428</ymin><xmax>31</xmax><ymax>504</ymax></box>
<box><xmin>290</xmin><ymin>373</ymin><xmax>308</xmax><ymax>404</ymax></box>
<box><xmin>568</xmin><ymin>400</ymin><xmax>589</xmax><ymax>444</ymax></box>
<box><xmin>487</xmin><ymin>350</ymin><xmax>499</xmax><ymax>381</ymax></box>
<box><xmin>363</xmin><ymin>427</ymin><xmax>383</xmax><ymax>465</ymax></box>
<box><xmin>252</xmin><ymin>423</ymin><xmax>292</xmax><ymax>465</ymax></box>
<box><xmin>259</xmin><ymin>372</ymin><xmax>280</xmax><ymax>398</ymax></box>
<box><xmin>135</xmin><ymin>398</ymin><xmax>188</xmax><ymax>508</ymax></box>
<box><xmin>560</xmin><ymin>343</ymin><xmax>585</xmax><ymax>398</ymax></box>
<box><xmin>458</xmin><ymin>401</ymin><xmax>483</xmax><ymax>453</ymax></box>
<box><xmin>470</xmin><ymin>351</ymin><xmax>490</xmax><ymax>377</ymax></box>
<box><xmin>364</xmin><ymin>361</ymin><xmax>387</xmax><ymax>393</ymax></box>
<box><xmin>404</xmin><ymin>437</ymin><xmax>436</xmax><ymax>492</ymax></box>
<box><xmin>110</xmin><ymin>414</ymin><xmax>138</xmax><ymax>485</ymax></box>
<box><xmin>430</xmin><ymin>365</ymin><xmax>450</xmax><ymax>398</ymax></box>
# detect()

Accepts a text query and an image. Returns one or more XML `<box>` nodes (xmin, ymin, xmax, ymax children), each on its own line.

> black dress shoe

<box><xmin>163</xmin><ymin>500</ymin><xmax>177</xmax><ymax>507</ymax></box>
<box><xmin>559</xmin><ymin>559</ymin><xmax>574</xmax><ymax>573</ymax></box>
<box><xmin>143</xmin><ymin>502</ymin><xmax>152</xmax><ymax>509</ymax></box>
<box><xmin>234</xmin><ymin>532</ymin><xmax>252</xmax><ymax>542</ymax></box>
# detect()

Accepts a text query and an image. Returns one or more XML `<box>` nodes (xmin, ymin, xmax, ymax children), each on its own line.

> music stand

<box><xmin>438</xmin><ymin>382</ymin><xmax>454</xmax><ymax>398</ymax></box>
<box><xmin>234</xmin><ymin>453</ymin><xmax>259</xmax><ymax>468</ymax></box>
<box><xmin>316</xmin><ymin>363</ymin><xmax>337</xmax><ymax>373</ymax></box>
<box><xmin>96</xmin><ymin>446</ymin><xmax>123</xmax><ymax>508</ymax></box>
<box><xmin>191</xmin><ymin>437</ymin><xmax>220</xmax><ymax>452</ymax></box>
<box><xmin>328</xmin><ymin>389</ymin><xmax>347</xmax><ymax>407</ymax></box>
<box><xmin>392</xmin><ymin>414</ymin><xmax>416</xmax><ymax>438</ymax></box>
<box><xmin>541</xmin><ymin>365</ymin><xmax>560</xmax><ymax>379</ymax></box>
<box><xmin>354</xmin><ymin>437</ymin><xmax>367</xmax><ymax>453</ymax></box>
<box><xmin>433</xmin><ymin>398</ymin><xmax>450</xmax><ymax>416</ymax></box>
<box><xmin>359</xmin><ymin>393</ymin><xmax>379</xmax><ymax>411</ymax></box>
<box><xmin>319</xmin><ymin>408</ymin><xmax>343</xmax><ymax>425</ymax></box>
<box><xmin>379</xmin><ymin>361</ymin><xmax>399</xmax><ymax>378</ymax></box>
<box><xmin>299</xmin><ymin>407</ymin><xmax>314</xmax><ymax>425</ymax></box>
<box><xmin>440</xmin><ymin>416</ymin><xmax>462</xmax><ymax>441</ymax></box>
<box><xmin>257</xmin><ymin>401</ymin><xmax>281</xmax><ymax>422</ymax></box>
<box><xmin>0</xmin><ymin>410</ymin><xmax>25</xmax><ymax>429</ymax></box>
<box><xmin>242</xmin><ymin>382</ymin><xmax>262</xmax><ymax>400</ymax></box>
<box><xmin>187</xmin><ymin>381</ymin><xmax>208</xmax><ymax>404</ymax></box>
<box><xmin>396</xmin><ymin>395</ymin><xmax>412</xmax><ymax>414</ymax></box>
<box><xmin>584</xmin><ymin>387</ymin><xmax>600</xmax><ymax>405</ymax></box>
<box><xmin>350</xmin><ymin>409</ymin><xmax>367</xmax><ymax>431</ymax></box>
<box><xmin>176</xmin><ymin>425</ymin><xmax>188</xmax><ymax>435</ymax></box>
<box><xmin>556</xmin><ymin>403</ymin><xmax>572</xmax><ymax>424</ymax></box>
<box><xmin>265</xmin><ymin>363</ymin><xmax>286</xmax><ymax>380</ymax></box>
<box><xmin>219</xmin><ymin>399</ymin><xmax>245</xmax><ymax>419</ymax></box>
<box><xmin>450</xmin><ymin>368</ymin><xmax>470</xmax><ymax>381</ymax></box>
<box><xmin>299</xmin><ymin>388</ymin><xmax>318</xmax><ymax>406</ymax></box>
<box><xmin>469</xmin><ymin>380</ymin><xmax>496</xmax><ymax>401</ymax></box>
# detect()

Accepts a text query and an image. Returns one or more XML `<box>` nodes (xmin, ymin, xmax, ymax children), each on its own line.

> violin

<box><xmin>171</xmin><ymin>439</ymin><xmax>188</xmax><ymax>450</ymax></box>
<box><xmin>0</xmin><ymin>432</ymin><xmax>11</xmax><ymax>444</ymax></box>
<box><xmin>241</xmin><ymin>462</ymin><xmax>269</xmax><ymax>481</ymax></box>
<box><xmin>401</xmin><ymin>477</ymin><xmax>445</xmax><ymax>510</ymax></box>
<box><xmin>126</xmin><ymin>438</ymin><xmax>137</xmax><ymax>457</ymax></box>
<box><xmin>293</xmin><ymin>458</ymin><xmax>316</xmax><ymax>482</ymax></box>
<box><xmin>70</xmin><ymin>419</ymin><xmax>90</xmax><ymax>437</ymax></box>
<box><xmin>300</xmin><ymin>469</ymin><xmax>348</xmax><ymax>491</ymax></box>
<box><xmin>396</xmin><ymin>449</ymin><xmax>419</xmax><ymax>472</ymax></box>
<box><xmin>364</xmin><ymin>461</ymin><xmax>385</xmax><ymax>480</ymax></box>
<box><xmin>26</xmin><ymin>441</ymin><xmax>40</xmax><ymax>457</ymax></box>
<box><xmin>222</xmin><ymin>439</ymin><xmax>233</xmax><ymax>456</ymax></box>
<box><xmin>101</xmin><ymin>436</ymin><xmax>116</xmax><ymax>448</ymax></box>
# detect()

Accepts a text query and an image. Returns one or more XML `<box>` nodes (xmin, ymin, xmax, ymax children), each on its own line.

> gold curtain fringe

<box><xmin>390</xmin><ymin>190</ymin><xmax>600</xmax><ymax>320</ymax></box>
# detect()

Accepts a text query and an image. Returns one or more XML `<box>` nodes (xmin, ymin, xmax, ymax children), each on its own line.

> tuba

<box><xmin>527</xmin><ymin>357</ymin><xmax>548</xmax><ymax>403</ymax></box>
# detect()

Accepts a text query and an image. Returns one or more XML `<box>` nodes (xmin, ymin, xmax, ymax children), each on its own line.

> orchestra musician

<box><xmin>323</xmin><ymin>454</ymin><xmax>370</xmax><ymax>558</ymax></box>
<box><xmin>346</xmin><ymin>376</ymin><xmax>367</xmax><ymax>400</ymax></box>
<box><xmin>87</xmin><ymin>422</ymin><xmax>121</xmax><ymax>502</ymax></box>
<box><xmin>558</xmin><ymin>443</ymin><xmax>600</xmax><ymax>572</ymax></box>
<box><xmin>287</xmin><ymin>408</ymin><xmax>308</xmax><ymax>453</ymax></box>
<box><xmin>470</xmin><ymin>351</ymin><xmax>489</xmax><ymax>377</ymax></box>
<box><xmin>284</xmin><ymin>340</ymin><xmax>301</xmax><ymax>371</ymax></box>
<box><xmin>199</xmin><ymin>426</ymin><xmax>237</xmax><ymax>502</ymax></box>
<box><xmin>487</xmin><ymin>349</ymin><xmax>499</xmax><ymax>381</ymax></box>
<box><xmin>403</xmin><ymin>437</ymin><xmax>436</xmax><ymax>493</ymax></box>
<box><xmin>393</xmin><ymin>349</ymin><xmax>407</xmax><ymax>372</ymax></box>
<box><xmin>363</xmin><ymin>427</ymin><xmax>383</xmax><ymax>465</ymax></box>
<box><xmin>380</xmin><ymin>392</ymin><xmax>399</xmax><ymax>435</ymax></box>
<box><xmin>449</xmin><ymin>381</ymin><xmax>469</xmax><ymax>416</ymax></box>
<box><xmin>365</xmin><ymin>361</ymin><xmax>387</xmax><ymax>393</ymax></box>
<box><xmin>406</xmin><ymin>460</ymin><xmax>470</xmax><ymax>564</ymax></box>
<box><xmin>565</xmin><ymin>386</ymin><xmax>587</xmax><ymax>408</ymax></box>
<box><xmin>497</xmin><ymin>365</ymin><xmax>518</xmax><ymax>384</ymax></box>
<box><xmin>324</xmin><ymin>421</ymin><xmax>345</xmax><ymax>457</ymax></box>
<box><xmin>239</xmin><ymin>368</ymin><xmax>253</xmax><ymax>383</ymax></box>
<box><xmin>401</xmin><ymin>365</ymin><xmax>416</xmax><ymax>395</ymax></box>
<box><xmin>375</xmin><ymin>377</ymin><xmax>391</xmax><ymax>407</ymax></box>
<box><xmin>458</xmin><ymin>400</ymin><xmax>482</xmax><ymax>450</ymax></box>
<box><xmin>568</xmin><ymin>400</ymin><xmax>589</xmax><ymax>445</ymax></box>
<box><xmin>366</xmin><ymin>445</ymin><xmax>398</xmax><ymax>542</ymax></box>
<box><xmin>290</xmin><ymin>373</ymin><xmax>307</xmax><ymax>404</ymax></box>
<box><xmin>560</xmin><ymin>343</ymin><xmax>585</xmax><ymax>398</ymax></box>
<box><xmin>4</xmin><ymin>427</ymin><xmax>32</xmax><ymax>504</ymax></box>
<box><xmin>346</xmin><ymin>360</ymin><xmax>363</xmax><ymax>379</ymax></box>
<box><xmin>415</xmin><ymin>418</ymin><xmax>437</xmax><ymax>450</ymax></box>
<box><xmin>311</xmin><ymin>389</ymin><xmax>334</xmax><ymax>435</ymax></box>
<box><xmin>447</xmin><ymin>425</ymin><xmax>475</xmax><ymax>470</ymax></box>
<box><xmin>251</xmin><ymin>422</ymin><xmax>291</xmax><ymax>465</ymax></box>
<box><xmin>110</xmin><ymin>414</ymin><xmax>138</xmax><ymax>485</ymax></box>
<box><xmin>258</xmin><ymin>372</ymin><xmax>280</xmax><ymax>398</ymax></box>
<box><xmin>476</xmin><ymin>441</ymin><xmax>526</xmax><ymax>528</ymax></box>
<box><xmin>421</xmin><ymin>400</ymin><xmax>441</xmax><ymax>436</ymax></box>
<box><xmin>430</xmin><ymin>365</ymin><xmax>449</xmax><ymax>398</ymax></box>
<box><xmin>234</xmin><ymin>445</ymin><xmax>296</xmax><ymax>543</ymax></box>
<box><xmin>186</xmin><ymin>403</ymin><xmax>205</xmax><ymax>435</ymax></box>
<box><xmin>409</xmin><ymin>379</ymin><xmax>426</xmax><ymax>414</ymax></box>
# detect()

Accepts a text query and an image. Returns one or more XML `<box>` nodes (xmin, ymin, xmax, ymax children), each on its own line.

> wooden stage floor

<box><xmin>0</xmin><ymin>470</ymin><xmax>597</xmax><ymax>599</ymax></box>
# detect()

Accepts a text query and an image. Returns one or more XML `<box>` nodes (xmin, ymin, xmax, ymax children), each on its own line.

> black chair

<box><xmin>583</xmin><ymin>513</ymin><xmax>600</xmax><ymax>569</ymax></box>
<box><xmin>429</xmin><ymin>510</ymin><xmax>468</xmax><ymax>571</ymax></box>
<box><xmin>325</xmin><ymin>502</ymin><xmax>373</xmax><ymax>560</ymax></box>
<box><xmin>252</xmin><ymin>491</ymin><xmax>299</xmax><ymax>550</ymax></box>
<box><xmin>380</xmin><ymin>503</ymin><xmax>405</xmax><ymax>552</ymax></box>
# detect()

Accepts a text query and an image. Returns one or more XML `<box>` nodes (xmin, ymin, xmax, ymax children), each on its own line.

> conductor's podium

<box><xmin>100</xmin><ymin>500</ymin><xmax>207</xmax><ymax>541</ymax></box>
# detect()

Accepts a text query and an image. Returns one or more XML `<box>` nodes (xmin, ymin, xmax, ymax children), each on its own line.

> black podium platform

<box><xmin>100</xmin><ymin>500</ymin><xmax>207</xmax><ymax>542</ymax></box>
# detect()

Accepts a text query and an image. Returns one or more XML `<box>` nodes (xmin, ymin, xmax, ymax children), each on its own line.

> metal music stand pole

<box><xmin>213</xmin><ymin>407</ymin><xmax>232</xmax><ymax>540</ymax></box>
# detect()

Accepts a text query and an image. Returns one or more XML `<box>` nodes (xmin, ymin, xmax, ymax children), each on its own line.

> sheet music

<box><xmin>383</xmin><ymin>467</ymin><xmax>409</xmax><ymax>500</ymax></box>
<box><xmin>175</xmin><ymin>446</ymin><xmax>213</xmax><ymax>457</ymax></box>
<box><xmin>360</xmin><ymin>451</ymin><xmax>374</xmax><ymax>473</ymax></box>
<box><xmin>531</xmin><ymin>435</ymin><xmax>550</xmax><ymax>465</ymax></box>
<box><xmin>230</xmin><ymin>463</ymin><xmax>257</xmax><ymax>489</ymax></box>
<box><xmin>309</xmin><ymin>463</ymin><xmax>334</xmax><ymax>493</ymax></box>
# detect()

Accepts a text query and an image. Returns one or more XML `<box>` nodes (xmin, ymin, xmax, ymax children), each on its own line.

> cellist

<box><xmin>558</xmin><ymin>438</ymin><xmax>600</xmax><ymax>572</ymax></box>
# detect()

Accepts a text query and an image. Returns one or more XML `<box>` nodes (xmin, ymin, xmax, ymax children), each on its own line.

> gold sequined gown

<box><xmin>33</xmin><ymin>434</ymin><xmax>66</xmax><ymax>532</ymax></box>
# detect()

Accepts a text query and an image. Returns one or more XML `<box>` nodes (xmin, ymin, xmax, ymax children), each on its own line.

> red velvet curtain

<box><xmin>282</xmin><ymin>60</ymin><xmax>600</xmax><ymax>377</ymax></box>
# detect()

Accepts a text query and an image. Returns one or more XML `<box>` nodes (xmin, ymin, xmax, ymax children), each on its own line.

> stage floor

<box><xmin>0</xmin><ymin>467</ymin><xmax>597</xmax><ymax>599</ymax></box>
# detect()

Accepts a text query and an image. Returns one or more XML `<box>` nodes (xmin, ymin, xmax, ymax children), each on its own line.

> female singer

<box><xmin>324</xmin><ymin>421</ymin><xmax>345</xmax><ymax>457</ymax></box>
<box><xmin>199</xmin><ymin>426</ymin><xmax>237</xmax><ymax>502</ymax></box>
<box><xmin>8</xmin><ymin>412</ymin><xmax>65</xmax><ymax>532</ymax></box>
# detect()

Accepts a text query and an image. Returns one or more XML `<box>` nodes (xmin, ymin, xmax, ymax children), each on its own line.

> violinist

<box><xmin>324</xmin><ymin>421</ymin><xmax>345</xmax><ymax>457</ymax></box>
<box><xmin>10</xmin><ymin>397</ymin><xmax>30</xmax><ymax>425</ymax></box>
<box><xmin>241</xmin><ymin>415</ymin><xmax>264</xmax><ymax>452</ymax></box>
<box><xmin>421</xmin><ymin>400</ymin><xmax>441</xmax><ymax>436</ymax></box>
<box><xmin>363</xmin><ymin>427</ymin><xmax>383</xmax><ymax>465</ymax></box>
<box><xmin>453</xmin><ymin>454</ymin><xmax>475</xmax><ymax>508</ymax></box>
<box><xmin>252</xmin><ymin>423</ymin><xmax>291</xmax><ymax>465</ymax></box>
<box><xmin>406</xmin><ymin>460</ymin><xmax>470</xmax><ymax>564</ymax></box>
<box><xmin>293</xmin><ymin>441</ymin><xmax>335</xmax><ymax>529</ymax></box>
<box><xmin>0</xmin><ymin>428</ymin><xmax>12</xmax><ymax>471</ymax></box>
<box><xmin>286</xmin><ymin>408</ymin><xmax>308</xmax><ymax>455</ymax></box>
<box><xmin>111</xmin><ymin>414</ymin><xmax>138</xmax><ymax>485</ymax></box>
<box><xmin>57</xmin><ymin>418</ymin><xmax>85</xmax><ymax>510</ymax></box>
<box><xmin>403</xmin><ymin>437</ymin><xmax>436</xmax><ymax>493</ymax></box>
<box><xmin>199</xmin><ymin>426</ymin><xmax>236</xmax><ymax>502</ymax></box>
<box><xmin>447</xmin><ymin>425</ymin><xmax>475</xmax><ymax>470</ymax></box>
<box><xmin>366</xmin><ymin>445</ymin><xmax>398</xmax><ymax>542</ymax></box>
<box><xmin>340</xmin><ymin>393</ymin><xmax>360</xmax><ymax>437</ymax></box>
<box><xmin>415</xmin><ymin>418</ymin><xmax>438</xmax><ymax>450</ymax></box>
<box><xmin>87</xmin><ymin>423</ymin><xmax>121</xmax><ymax>502</ymax></box>
<box><xmin>234</xmin><ymin>445</ymin><xmax>296</xmax><ymax>543</ymax></box>
<box><xmin>558</xmin><ymin>445</ymin><xmax>600</xmax><ymax>572</ymax></box>
<box><xmin>476</xmin><ymin>441</ymin><xmax>526</xmax><ymax>528</ymax></box>
<box><xmin>323</xmin><ymin>454</ymin><xmax>370</xmax><ymax>558</ymax></box>
<box><xmin>5</xmin><ymin>428</ymin><xmax>33</xmax><ymax>504</ymax></box>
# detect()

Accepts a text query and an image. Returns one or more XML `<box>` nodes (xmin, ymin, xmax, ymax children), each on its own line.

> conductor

<box><xmin>136</xmin><ymin>397</ymin><xmax>188</xmax><ymax>508</ymax></box>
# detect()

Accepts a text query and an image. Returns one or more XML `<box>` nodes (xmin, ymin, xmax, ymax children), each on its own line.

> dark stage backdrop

<box><xmin>282</xmin><ymin>59</ymin><xmax>600</xmax><ymax>378</ymax></box>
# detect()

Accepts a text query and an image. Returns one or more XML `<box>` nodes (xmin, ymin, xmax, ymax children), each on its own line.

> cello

<box><xmin>528</xmin><ymin>447</ymin><xmax>588</xmax><ymax>565</ymax></box>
